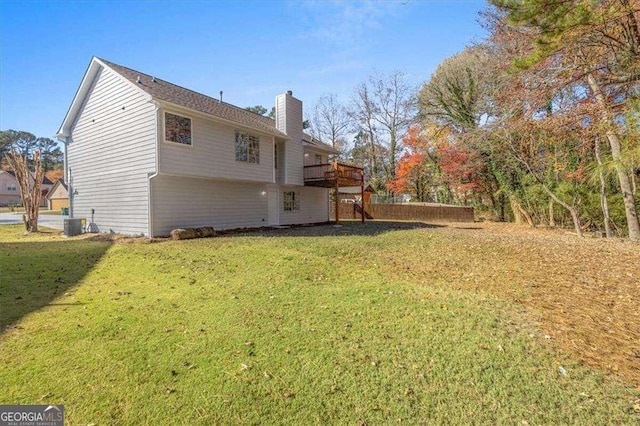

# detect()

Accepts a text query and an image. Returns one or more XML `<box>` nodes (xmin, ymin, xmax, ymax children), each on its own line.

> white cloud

<box><xmin>299</xmin><ymin>0</ymin><xmax>403</xmax><ymax>48</ymax></box>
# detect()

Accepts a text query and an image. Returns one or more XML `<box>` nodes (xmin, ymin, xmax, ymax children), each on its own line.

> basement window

<box><xmin>283</xmin><ymin>191</ymin><xmax>299</xmax><ymax>211</ymax></box>
<box><xmin>235</xmin><ymin>131</ymin><xmax>260</xmax><ymax>164</ymax></box>
<box><xmin>165</xmin><ymin>112</ymin><xmax>192</xmax><ymax>145</ymax></box>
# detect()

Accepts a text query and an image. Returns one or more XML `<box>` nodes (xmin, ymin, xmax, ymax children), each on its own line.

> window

<box><xmin>7</xmin><ymin>185</ymin><xmax>17</xmax><ymax>192</ymax></box>
<box><xmin>274</xmin><ymin>144</ymin><xmax>278</xmax><ymax>169</ymax></box>
<box><xmin>283</xmin><ymin>191</ymin><xmax>299</xmax><ymax>211</ymax></box>
<box><xmin>235</xmin><ymin>131</ymin><xmax>260</xmax><ymax>164</ymax></box>
<box><xmin>165</xmin><ymin>112</ymin><xmax>192</xmax><ymax>145</ymax></box>
<box><xmin>315</xmin><ymin>154</ymin><xmax>323</xmax><ymax>165</ymax></box>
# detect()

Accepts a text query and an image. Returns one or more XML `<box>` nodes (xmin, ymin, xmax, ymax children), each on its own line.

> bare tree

<box><xmin>352</xmin><ymin>72</ymin><xmax>416</xmax><ymax>185</ymax></box>
<box><xmin>310</xmin><ymin>93</ymin><xmax>351</xmax><ymax>156</ymax></box>
<box><xmin>6</xmin><ymin>149</ymin><xmax>44</xmax><ymax>232</ymax></box>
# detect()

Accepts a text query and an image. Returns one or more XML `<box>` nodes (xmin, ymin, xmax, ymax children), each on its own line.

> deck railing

<box><xmin>303</xmin><ymin>162</ymin><xmax>364</xmax><ymax>184</ymax></box>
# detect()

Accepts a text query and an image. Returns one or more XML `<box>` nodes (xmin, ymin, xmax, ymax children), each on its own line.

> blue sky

<box><xmin>0</xmin><ymin>0</ymin><xmax>487</xmax><ymax>139</ymax></box>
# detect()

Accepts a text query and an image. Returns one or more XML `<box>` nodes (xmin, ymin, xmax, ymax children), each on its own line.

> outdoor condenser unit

<box><xmin>64</xmin><ymin>218</ymin><xmax>84</xmax><ymax>237</ymax></box>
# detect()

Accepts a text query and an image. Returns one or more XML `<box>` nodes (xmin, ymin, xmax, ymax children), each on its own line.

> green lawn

<box><xmin>0</xmin><ymin>206</ymin><xmax>24</xmax><ymax>213</ymax></box>
<box><xmin>0</xmin><ymin>223</ymin><xmax>637</xmax><ymax>424</ymax></box>
<box><xmin>0</xmin><ymin>207</ymin><xmax>59</xmax><ymax>214</ymax></box>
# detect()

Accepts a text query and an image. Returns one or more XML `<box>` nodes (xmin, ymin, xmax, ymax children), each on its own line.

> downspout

<box><xmin>147</xmin><ymin>102</ymin><xmax>161</xmax><ymax>238</ymax></box>
<box><xmin>56</xmin><ymin>136</ymin><xmax>72</xmax><ymax>217</ymax></box>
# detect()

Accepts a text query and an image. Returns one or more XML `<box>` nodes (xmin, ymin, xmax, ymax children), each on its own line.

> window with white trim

<box><xmin>283</xmin><ymin>191</ymin><xmax>299</xmax><ymax>211</ymax></box>
<box><xmin>165</xmin><ymin>112</ymin><xmax>192</xmax><ymax>145</ymax></box>
<box><xmin>315</xmin><ymin>154</ymin><xmax>323</xmax><ymax>165</ymax></box>
<box><xmin>235</xmin><ymin>131</ymin><xmax>260</xmax><ymax>163</ymax></box>
<box><xmin>7</xmin><ymin>184</ymin><xmax>17</xmax><ymax>192</ymax></box>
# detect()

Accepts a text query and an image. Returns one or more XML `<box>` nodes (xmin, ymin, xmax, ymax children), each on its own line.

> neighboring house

<box><xmin>0</xmin><ymin>170</ymin><xmax>53</xmax><ymax>207</ymax></box>
<box><xmin>46</xmin><ymin>179</ymin><xmax>69</xmax><ymax>211</ymax></box>
<box><xmin>56</xmin><ymin>57</ymin><xmax>363</xmax><ymax>237</ymax></box>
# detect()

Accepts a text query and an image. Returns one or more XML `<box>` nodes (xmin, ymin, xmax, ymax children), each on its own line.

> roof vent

<box><xmin>152</xmin><ymin>76</ymin><xmax>156</xmax><ymax>83</ymax></box>
<box><xmin>286</xmin><ymin>90</ymin><xmax>293</xmax><ymax>96</ymax></box>
<box><xmin>136</xmin><ymin>76</ymin><xmax>141</xmax><ymax>84</ymax></box>
<box><xmin>219</xmin><ymin>90</ymin><xmax>223</xmax><ymax>103</ymax></box>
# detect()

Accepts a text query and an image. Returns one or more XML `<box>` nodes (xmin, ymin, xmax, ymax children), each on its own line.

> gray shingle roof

<box><xmin>302</xmin><ymin>132</ymin><xmax>340</xmax><ymax>154</ymax></box>
<box><xmin>98</xmin><ymin>58</ymin><xmax>288</xmax><ymax>138</ymax></box>
<box><xmin>4</xmin><ymin>170</ymin><xmax>54</xmax><ymax>185</ymax></box>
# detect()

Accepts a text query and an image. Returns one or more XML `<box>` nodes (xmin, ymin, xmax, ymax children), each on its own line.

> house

<box><xmin>0</xmin><ymin>171</ymin><xmax>21</xmax><ymax>206</ymax></box>
<box><xmin>46</xmin><ymin>179</ymin><xmax>69</xmax><ymax>211</ymax></box>
<box><xmin>56</xmin><ymin>57</ymin><xmax>364</xmax><ymax>237</ymax></box>
<box><xmin>0</xmin><ymin>170</ymin><xmax>53</xmax><ymax>207</ymax></box>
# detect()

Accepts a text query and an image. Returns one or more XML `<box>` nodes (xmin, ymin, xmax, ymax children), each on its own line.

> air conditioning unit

<box><xmin>64</xmin><ymin>218</ymin><xmax>84</xmax><ymax>237</ymax></box>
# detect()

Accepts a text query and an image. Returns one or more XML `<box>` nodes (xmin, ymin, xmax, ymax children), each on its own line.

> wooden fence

<box><xmin>331</xmin><ymin>203</ymin><xmax>474</xmax><ymax>223</ymax></box>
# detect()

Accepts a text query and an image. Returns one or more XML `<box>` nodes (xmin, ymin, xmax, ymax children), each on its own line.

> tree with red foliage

<box><xmin>438</xmin><ymin>142</ymin><xmax>485</xmax><ymax>200</ymax></box>
<box><xmin>386</xmin><ymin>125</ymin><xmax>437</xmax><ymax>201</ymax></box>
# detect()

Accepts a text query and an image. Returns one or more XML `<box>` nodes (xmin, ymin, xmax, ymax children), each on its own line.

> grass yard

<box><xmin>0</xmin><ymin>222</ymin><xmax>638</xmax><ymax>424</ymax></box>
<box><xmin>0</xmin><ymin>206</ymin><xmax>24</xmax><ymax>213</ymax></box>
<box><xmin>0</xmin><ymin>207</ymin><xmax>59</xmax><ymax>214</ymax></box>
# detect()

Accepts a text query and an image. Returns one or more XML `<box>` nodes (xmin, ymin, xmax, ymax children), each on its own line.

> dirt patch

<box><xmin>386</xmin><ymin>221</ymin><xmax>640</xmax><ymax>387</ymax></box>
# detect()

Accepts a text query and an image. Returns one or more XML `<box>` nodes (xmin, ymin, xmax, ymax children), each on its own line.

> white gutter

<box><xmin>147</xmin><ymin>101</ymin><xmax>161</xmax><ymax>238</ymax></box>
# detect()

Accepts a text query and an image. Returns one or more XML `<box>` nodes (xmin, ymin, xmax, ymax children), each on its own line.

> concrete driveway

<box><xmin>0</xmin><ymin>212</ymin><xmax>65</xmax><ymax>230</ymax></box>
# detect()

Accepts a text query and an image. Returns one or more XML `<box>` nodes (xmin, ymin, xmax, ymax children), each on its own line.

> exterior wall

<box><xmin>0</xmin><ymin>172</ymin><xmax>52</xmax><ymax>206</ymax></box>
<box><xmin>151</xmin><ymin>175</ymin><xmax>330</xmax><ymax>236</ymax></box>
<box><xmin>47</xmin><ymin>182</ymin><xmax>68</xmax><ymax>200</ymax></box>
<box><xmin>159</xmin><ymin>109</ymin><xmax>275</xmax><ymax>183</ymax></box>
<box><xmin>0</xmin><ymin>172</ymin><xmax>20</xmax><ymax>205</ymax></box>
<box><xmin>279</xmin><ymin>186</ymin><xmax>330</xmax><ymax>225</ymax></box>
<box><xmin>0</xmin><ymin>194</ymin><xmax>21</xmax><ymax>206</ymax></box>
<box><xmin>303</xmin><ymin>148</ymin><xmax>327</xmax><ymax>166</ymax></box>
<box><xmin>151</xmin><ymin>174</ymin><xmax>270</xmax><ymax>236</ymax></box>
<box><xmin>50</xmin><ymin>198</ymin><xmax>70</xmax><ymax>211</ymax></box>
<box><xmin>275</xmin><ymin>93</ymin><xmax>304</xmax><ymax>186</ymax></box>
<box><xmin>274</xmin><ymin>140</ymin><xmax>286</xmax><ymax>183</ymax></box>
<box><xmin>67</xmin><ymin>65</ymin><xmax>156</xmax><ymax>235</ymax></box>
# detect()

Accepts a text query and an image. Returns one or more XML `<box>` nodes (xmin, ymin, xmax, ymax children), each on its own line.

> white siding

<box><xmin>159</xmin><ymin>111</ymin><xmax>275</xmax><ymax>183</ymax></box>
<box><xmin>303</xmin><ymin>148</ymin><xmax>327</xmax><ymax>166</ymax></box>
<box><xmin>0</xmin><ymin>173</ymin><xmax>20</xmax><ymax>205</ymax></box>
<box><xmin>275</xmin><ymin>93</ymin><xmax>304</xmax><ymax>186</ymax></box>
<box><xmin>48</xmin><ymin>183</ymin><xmax>68</xmax><ymax>200</ymax></box>
<box><xmin>151</xmin><ymin>176</ymin><xmax>329</xmax><ymax>236</ymax></box>
<box><xmin>151</xmin><ymin>175</ymin><xmax>270</xmax><ymax>236</ymax></box>
<box><xmin>67</xmin><ymin>66</ymin><xmax>156</xmax><ymax>235</ymax></box>
<box><xmin>279</xmin><ymin>186</ymin><xmax>330</xmax><ymax>225</ymax></box>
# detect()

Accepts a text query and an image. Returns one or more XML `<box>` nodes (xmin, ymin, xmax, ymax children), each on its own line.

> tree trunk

<box><xmin>587</xmin><ymin>74</ymin><xmax>640</xmax><ymax>241</ymax></box>
<box><xmin>548</xmin><ymin>200</ymin><xmax>556</xmax><ymax>227</ymax></box>
<box><xmin>6</xmin><ymin>150</ymin><xmax>43</xmax><ymax>233</ymax></box>
<box><xmin>510</xmin><ymin>195</ymin><xmax>523</xmax><ymax>225</ymax></box>
<box><xmin>594</xmin><ymin>138</ymin><xmax>613</xmax><ymax>238</ymax></box>
<box><xmin>517</xmin><ymin>200</ymin><xmax>535</xmax><ymax>227</ymax></box>
<box><xmin>540</xmin><ymin>183</ymin><xmax>582</xmax><ymax>237</ymax></box>
<box><xmin>509</xmin><ymin>195</ymin><xmax>534</xmax><ymax>227</ymax></box>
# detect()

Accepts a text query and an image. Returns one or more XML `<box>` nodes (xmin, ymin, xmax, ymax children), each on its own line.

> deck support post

<box><xmin>361</xmin><ymin>183</ymin><xmax>365</xmax><ymax>223</ymax></box>
<box><xmin>335</xmin><ymin>179</ymin><xmax>340</xmax><ymax>224</ymax></box>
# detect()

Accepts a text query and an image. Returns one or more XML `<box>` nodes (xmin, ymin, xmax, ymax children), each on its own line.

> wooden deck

<box><xmin>303</xmin><ymin>163</ymin><xmax>364</xmax><ymax>188</ymax></box>
<box><xmin>304</xmin><ymin>162</ymin><xmax>365</xmax><ymax>224</ymax></box>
